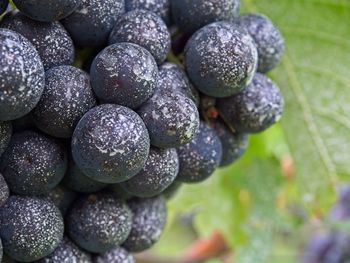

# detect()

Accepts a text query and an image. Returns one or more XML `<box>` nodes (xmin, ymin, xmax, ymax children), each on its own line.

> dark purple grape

<box><xmin>1</xmin><ymin>12</ymin><xmax>75</xmax><ymax>70</ymax></box>
<box><xmin>71</xmin><ymin>104</ymin><xmax>150</xmax><ymax>184</ymax></box>
<box><xmin>185</xmin><ymin>21</ymin><xmax>257</xmax><ymax>98</ymax></box>
<box><xmin>0</xmin><ymin>196</ymin><xmax>64</xmax><ymax>262</ymax></box>
<box><xmin>0</xmin><ymin>29</ymin><xmax>45</xmax><ymax>121</ymax></box>
<box><xmin>66</xmin><ymin>192</ymin><xmax>132</xmax><ymax>253</ymax></box>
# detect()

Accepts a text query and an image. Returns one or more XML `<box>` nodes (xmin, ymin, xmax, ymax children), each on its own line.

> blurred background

<box><xmin>138</xmin><ymin>1</ymin><xmax>350</xmax><ymax>262</ymax></box>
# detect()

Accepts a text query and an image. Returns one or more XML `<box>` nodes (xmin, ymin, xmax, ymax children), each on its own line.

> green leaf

<box><xmin>243</xmin><ymin>0</ymin><xmax>350</xmax><ymax>208</ymax></box>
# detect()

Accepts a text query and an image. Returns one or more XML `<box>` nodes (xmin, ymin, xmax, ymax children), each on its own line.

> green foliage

<box><xmin>155</xmin><ymin>0</ymin><xmax>350</xmax><ymax>262</ymax></box>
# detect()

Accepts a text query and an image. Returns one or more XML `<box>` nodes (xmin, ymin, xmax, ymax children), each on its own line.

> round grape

<box><xmin>109</xmin><ymin>10</ymin><xmax>170</xmax><ymax>64</ymax></box>
<box><xmin>34</xmin><ymin>237</ymin><xmax>92</xmax><ymax>263</ymax></box>
<box><xmin>0</xmin><ymin>196</ymin><xmax>64</xmax><ymax>262</ymax></box>
<box><xmin>138</xmin><ymin>92</ymin><xmax>200</xmax><ymax>148</ymax></box>
<box><xmin>171</xmin><ymin>0</ymin><xmax>240</xmax><ymax>34</ymax></box>
<box><xmin>72</xmin><ymin>104</ymin><xmax>150</xmax><ymax>183</ymax></box>
<box><xmin>0</xmin><ymin>131</ymin><xmax>68</xmax><ymax>195</ymax></box>
<box><xmin>185</xmin><ymin>21</ymin><xmax>257</xmax><ymax>98</ymax></box>
<box><xmin>95</xmin><ymin>247</ymin><xmax>135</xmax><ymax>263</ymax></box>
<box><xmin>66</xmin><ymin>192</ymin><xmax>132</xmax><ymax>253</ymax></box>
<box><xmin>235</xmin><ymin>13</ymin><xmax>285</xmax><ymax>73</ymax></box>
<box><xmin>0</xmin><ymin>173</ymin><xmax>9</xmax><ymax>207</ymax></box>
<box><xmin>123</xmin><ymin>196</ymin><xmax>167</xmax><ymax>252</ymax></box>
<box><xmin>1</xmin><ymin>12</ymin><xmax>75</xmax><ymax>71</ymax></box>
<box><xmin>12</xmin><ymin>0</ymin><xmax>81</xmax><ymax>22</ymax></box>
<box><xmin>218</xmin><ymin>73</ymin><xmax>284</xmax><ymax>133</ymax></box>
<box><xmin>176</xmin><ymin>122</ymin><xmax>222</xmax><ymax>183</ymax></box>
<box><xmin>90</xmin><ymin>43</ymin><xmax>158</xmax><ymax>109</ymax></box>
<box><xmin>214</xmin><ymin>120</ymin><xmax>248</xmax><ymax>167</ymax></box>
<box><xmin>125</xmin><ymin>0</ymin><xmax>170</xmax><ymax>25</ymax></box>
<box><xmin>121</xmin><ymin>147</ymin><xmax>179</xmax><ymax>198</ymax></box>
<box><xmin>0</xmin><ymin>29</ymin><xmax>45</xmax><ymax>121</ymax></box>
<box><xmin>33</xmin><ymin>65</ymin><xmax>97</xmax><ymax>138</ymax></box>
<box><xmin>62</xmin><ymin>0</ymin><xmax>125</xmax><ymax>47</ymax></box>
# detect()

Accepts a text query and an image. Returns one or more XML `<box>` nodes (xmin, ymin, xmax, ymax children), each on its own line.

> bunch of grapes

<box><xmin>301</xmin><ymin>185</ymin><xmax>350</xmax><ymax>263</ymax></box>
<box><xmin>0</xmin><ymin>0</ymin><xmax>284</xmax><ymax>262</ymax></box>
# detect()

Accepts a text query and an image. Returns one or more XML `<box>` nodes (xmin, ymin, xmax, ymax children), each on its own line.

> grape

<box><xmin>109</xmin><ymin>10</ymin><xmax>170</xmax><ymax>65</ymax></box>
<box><xmin>125</xmin><ymin>0</ymin><xmax>171</xmax><ymax>25</ymax></box>
<box><xmin>62</xmin><ymin>0</ymin><xmax>125</xmax><ymax>47</ymax></box>
<box><xmin>123</xmin><ymin>196</ymin><xmax>167</xmax><ymax>252</ymax></box>
<box><xmin>12</xmin><ymin>0</ymin><xmax>81</xmax><ymax>22</ymax></box>
<box><xmin>1</xmin><ymin>12</ymin><xmax>75</xmax><ymax>71</ymax></box>
<box><xmin>0</xmin><ymin>131</ymin><xmax>67</xmax><ymax>195</ymax></box>
<box><xmin>63</xmin><ymin>159</ymin><xmax>107</xmax><ymax>193</ymax></box>
<box><xmin>138</xmin><ymin>92</ymin><xmax>200</xmax><ymax>148</ymax></box>
<box><xmin>33</xmin><ymin>65</ymin><xmax>97</xmax><ymax>138</ymax></box>
<box><xmin>176</xmin><ymin>122</ymin><xmax>222</xmax><ymax>183</ymax></box>
<box><xmin>218</xmin><ymin>73</ymin><xmax>284</xmax><ymax>133</ymax></box>
<box><xmin>90</xmin><ymin>43</ymin><xmax>158</xmax><ymax>109</ymax></box>
<box><xmin>71</xmin><ymin>104</ymin><xmax>150</xmax><ymax>183</ymax></box>
<box><xmin>0</xmin><ymin>29</ymin><xmax>45</xmax><ymax>121</ymax></box>
<box><xmin>121</xmin><ymin>147</ymin><xmax>179</xmax><ymax>198</ymax></box>
<box><xmin>328</xmin><ymin>184</ymin><xmax>350</xmax><ymax>221</ymax></box>
<box><xmin>34</xmin><ymin>237</ymin><xmax>92</xmax><ymax>263</ymax></box>
<box><xmin>0</xmin><ymin>237</ymin><xmax>2</xmax><ymax>263</ymax></box>
<box><xmin>66</xmin><ymin>192</ymin><xmax>132</xmax><ymax>253</ymax></box>
<box><xmin>42</xmin><ymin>184</ymin><xmax>77</xmax><ymax>216</ymax></box>
<box><xmin>156</xmin><ymin>62</ymin><xmax>200</xmax><ymax>105</ymax></box>
<box><xmin>235</xmin><ymin>13</ymin><xmax>285</xmax><ymax>73</ymax></box>
<box><xmin>95</xmin><ymin>246</ymin><xmax>135</xmax><ymax>263</ymax></box>
<box><xmin>301</xmin><ymin>230</ymin><xmax>350</xmax><ymax>263</ymax></box>
<box><xmin>0</xmin><ymin>0</ymin><xmax>8</xmax><ymax>15</ymax></box>
<box><xmin>171</xmin><ymin>0</ymin><xmax>240</xmax><ymax>34</ymax></box>
<box><xmin>0</xmin><ymin>121</ymin><xmax>11</xmax><ymax>157</ymax></box>
<box><xmin>214</xmin><ymin>120</ymin><xmax>248</xmax><ymax>167</ymax></box>
<box><xmin>0</xmin><ymin>173</ymin><xmax>9</xmax><ymax>207</ymax></box>
<box><xmin>0</xmin><ymin>196</ymin><xmax>64</xmax><ymax>262</ymax></box>
<box><xmin>185</xmin><ymin>21</ymin><xmax>258</xmax><ymax>98</ymax></box>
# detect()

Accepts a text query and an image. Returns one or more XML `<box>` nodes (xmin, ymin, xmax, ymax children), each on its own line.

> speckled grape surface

<box><xmin>0</xmin><ymin>196</ymin><xmax>64</xmax><ymax>262</ymax></box>
<box><xmin>121</xmin><ymin>147</ymin><xmax>179</xmax><ymax>198</ymax></box>
<box><xmin>123</xmin><ymin>196</ymin><xmax>167</xmax><ymax>252</ymax></box>
<box><xmin>90</xmin><ymin>43</ymin><xmax>158</xmax><ymax>109</ymax></box>
<box><xmin>156</xmin><ymin>62</ymin><xmax>199</xmax><ymax>105</ymax></box>
<box><xmin>236</xmin><ymin>13</ymin><xmax>285</xmax><ymax>73</ymax></box>
<box><xmin>0</xmin><ymin>131</ymin><xmax>68</xmax><ymax>195</ymax></box>
<box><xmin>0</xmin><ymin>29</ymin><xmax>45</xmax><ymax>121</ymax></box>
<box><xmin>42</xmin><ymin>184</ymin><xmax>77</xmax><ymax>216</ymax></box>
<box><xmin>35</xmin><ymin>237</ymin><xmax>92</xmax><ymax>263</ymax></box>
<box><xmin>172</xmin><ymin>0</ymin><xmax>240</xmax><ymax>34</ymax></box>
<box><xmin>62</xmin><ymin>0</ymin><xmax>125</xmax><ymax>47</ymax></box>
<box><xmin>0</xmin><ymin>0</ymin><xmax>8</xmax><ymax>15</ymax></box>
<box><xmin>218</xmin><ymin>73</ymin><xmax>284</xmax><ymax>133</ymax></box>
<box><xmin>1</xmin><ymin>12</ymin><xmax>75</xmax><ymax>71</ymax></box>
<box><xmin>0</xmin><ymin>121</ymin><xmax>11</xmax><ymax>157</ymax></box>
<box><xmin>138</xmin><ymin>92</ymin><xmax>199</xmax><ymax>148</ymax></box>
<box><xmin>67</xmin><ymin>192</ymin><xmax>133</xmax><ymax>254</ymax></box>
<box><xmin>109</xmin><ymin>10</ymin><xmax>171</xmax><ymax>64</ymax></box>
<box><xmin>185</xmin><ymin>21</ymin><xmax>258</xmax><ymax>98</ymax></box>
<box><xmin>72</xmin><ymin>104</ymin><xmax>150</xmax><ymax>183</ymax></box>
<box><xmin>0</xmin><ymin>173</ymin><xmax>9</xmax><ymax>207</ymax></box>
<box><xmin>214</xmin><ymin>120</ymin><xmax>248</xmax><ymax>167</ymax></box>
<box><xmin>176</xmin><ymin>122</ymin><xmax>222</xmax><ymax>183</ymax></box>
<box><xmin>96</xmin><ymin>246</ymin><xmax>135</xmax><ymax>263</ymax></box>
<box><xmin>12</xmin><ymin>0</ymin><xmax>81</xmax><ymax>22</ymax></box>
<box><xmin>63</xmin><ymin>159</ymin><xmax>107</xmax><ymax>193</ymax></box>
<box><xmin>33</xmin><ymin>66</ymin><xmax>97</xmax><ymax>138</ymax></box>
<box><xmin>125</xmin><ymin>0</ymin><xmax>170</xmax><ymax>25</ymax></box>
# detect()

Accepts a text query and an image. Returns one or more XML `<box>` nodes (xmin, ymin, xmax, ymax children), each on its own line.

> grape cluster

<box><xmin>301</xmin><ymin>185</ymin><xmax>350</xmax><ymax>263</ymax></box>
<box><xmin>0</xmin><ymin>0</ymin><xmax>284</xmax><ymax>262</ymax></box>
